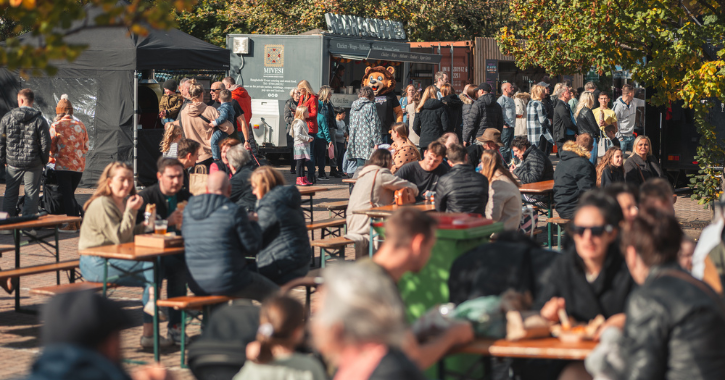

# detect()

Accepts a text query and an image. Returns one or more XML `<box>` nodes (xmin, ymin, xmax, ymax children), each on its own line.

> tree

<box><xmin>497</xmin><ymin>0</ymin><xmax>725</xmax><ymax>205</ymax></box>
<box><xmin>0</xmin><ymin>0</ymin><xmax>197</xmax><ymax>77</ymax></box>
<box><xmin>175</xmin><ymin>0</ymin><xmax>249</xmax><ymax>47</ymax></box>
<box><xmin>193</xmin><ymin>0</ymin><xmax>513</xmax><ymax>43</ymax></box>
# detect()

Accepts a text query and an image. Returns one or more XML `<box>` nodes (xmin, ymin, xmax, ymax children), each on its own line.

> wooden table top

<box><xmin>80</xmin><ymin>242</ymin><xmax>184</xmax><ymax>261</ymax></box>
<box><xmin>452</xmin><ymin>337</ymin><xmax>596</xmax><ymax>360</ymax></box>
<box><xmin>352</xmin><ymin>204</ymin><xmax>435</xmax><ymax>218</ymax></box>
<box><xmin>342</xmin><ymin>179</ymin><xmax>357</xmax><ymax>184</ymax></box>
<box><xmin>0</xmin><ymin>214</ymin><xmax>82</xmax><ymax>231</ymax></box>
<box><xmin>519</xmin><ymin>180</ymin><xmax>555</xmax><ymax>194</ymax></box>
<box><xmin>297</xmin><ymin>186</ymin><xmax>332</xmax><ymax>196</ymax></box>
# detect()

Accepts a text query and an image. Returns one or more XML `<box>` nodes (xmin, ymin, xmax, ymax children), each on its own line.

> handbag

<box><xmin>189</xmin><ymin>165</ymin><xmax>208</xmax><ymax>196</ymax></box>
<box><xmin>598</xmin><ymin>137</ymin><xmax>609</xmax><ymax>158</ymax></box>
<box><xmin>327</xmin><ymin>142</ymin><xmax>335</xmax><ymax>159</ymax></box>
<box><xmin>394</xmin><ymin>188</ymin><xmax>416</xmax><ymax>206</ymax></box>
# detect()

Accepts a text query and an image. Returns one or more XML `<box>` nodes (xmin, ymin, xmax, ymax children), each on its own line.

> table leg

<box><xmin>102</xmin><ymin>259</ymin><xmax>109</xmax><ymax>297</ymax></box>
<box><xmin>309</xmin><ymin>195</ymin><xmax>314</xmax><ymax>240</ymax></box>
<box><xmin>14</xmin><ymin>228</ymin><xmax>20</xmax><ymax>312</ymax></box>
<box><xmin>547</xmin><ymin>193</ymin><xmax>553</xmax><ymax>249</ymax></box>
<box><xmin>369</xmin><ymin>221</ymin><xmax>374</xmax><ymax>258</ymax></box>
<box><xmin>55</xmin><ymin>226</ymin><xmax>60</xmax><ymax>285</ymax></box>
<box><xmin>153</xmin><ymin>258</ymin><xmax>160</xmax><ymax>362</ymax></box>
<box><xmin>180</xmin><ymin>309</ymin><xmax>187</xmax><ymax>368</ymax></box>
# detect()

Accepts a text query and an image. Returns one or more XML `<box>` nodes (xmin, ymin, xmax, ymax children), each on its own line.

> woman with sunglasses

<box><xmin>530</xmin><ymin>190</ymin><xmax>635</xmax><ymax>379</ymax></box>
<box><xmin>536</xmin><ymin>190</ymin><xmax>635</xmax><ymax>329</ymax></box>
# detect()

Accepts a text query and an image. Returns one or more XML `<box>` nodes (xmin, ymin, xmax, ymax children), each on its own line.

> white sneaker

<box><xmin>143</xmin><ymin>301</ymin><xmax>168</xmax><ymax>322</ymax></box>
<box><xmin>140</xmin><ymin>335</ymin><xmax>173</xmax><ymax>348</ymax></box>
<box><xmin>167</xmin><ymin>324</ymin><xmax>190</xmax><ymax>346</ymax></box>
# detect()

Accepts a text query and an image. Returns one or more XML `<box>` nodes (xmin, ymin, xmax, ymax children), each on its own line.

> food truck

<box><xmin>226</xmin><ymin>14</ymin><xmax>441</xmax><ymax>159</ymax></box>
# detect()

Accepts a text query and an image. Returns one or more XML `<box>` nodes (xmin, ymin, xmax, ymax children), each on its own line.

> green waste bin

<box><xmin>397</xmin><ymin>213</ymin><xmax>503</xmax><ymax>379</ymax></box>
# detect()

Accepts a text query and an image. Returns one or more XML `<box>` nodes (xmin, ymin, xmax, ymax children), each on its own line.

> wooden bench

<box><xmin>546</xmin><ymin>217</ymin><xmax>571</xmax><ymax>248</ymax></box>
<box><xmin>157</xmin><ymin>295</ymin><xmax>236</xmax><ymax>368</ymax></box>
<box><xmin>310</xmin><ymin>237</ymin><xmax>354</xmax><ymax>268</ymax></box>
<box><xmin>30</xmin><ymin>282</ymin><xmax>116</xmax><ymax>296</ymax></box>
<box><xmin>0</xmin><ymin>259</ymin><xmax>80</xmax><ymax>281</ymax></box>
<box><xmin>281</xmin><ymin>268</ymin><xmax>323</xmax><ymax>315</ymax></box>
<box><xmin>319</xmin><ymin>201</ymin><xmax>349</xmax><ymax>218</ymax></box>
<box><xmin>307</xmin><ymin>218</ymin><xmax>346</xmax><ymax>240</ymax></box>
<box><xmin>0</xmin><ymin>244</ymin><xmax>15</xmax><ymax>254</ymax></box>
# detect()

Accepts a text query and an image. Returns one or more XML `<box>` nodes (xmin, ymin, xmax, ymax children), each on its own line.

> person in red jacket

<box><xmin>297</xmin><ymin>80</ymin><xmax>320</xmax><ymax>183</ymax></box>
<box><xmin>222</xmin><ymin>77</ymin><xmax>257</xmax><ymax>156</ymax></box>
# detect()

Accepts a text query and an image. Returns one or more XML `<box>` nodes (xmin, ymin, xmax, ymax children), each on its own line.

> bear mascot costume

<box><xmin>362</xmin><ymin>66</ymin><xmax>403</xmax><ymax>143</ymax></box>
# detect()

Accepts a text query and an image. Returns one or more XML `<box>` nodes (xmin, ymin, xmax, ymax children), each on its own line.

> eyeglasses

<box><xmin>570</xmin><ymin>224</ymin><xmax>613</xmax><ymax>236</ymax></box>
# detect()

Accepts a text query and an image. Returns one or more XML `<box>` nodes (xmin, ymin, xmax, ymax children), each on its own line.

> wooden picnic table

<box><xmin>296</xmin><ymin>186</ymin><xmax>332</xmax><ymax>226</ymax></box>
<box><xmin>453</xmin><ymin>337</ymin><xmax>596</xmax><ymax>361</ymax></box>
<box><xmin>80</xmin><ymin>242</ymin><xmax>185</xmax><ymax>362</ymax></box>
<box><xmin>518</xmin><ymin>180</ymin><xmax>555</xmax><ymax>248</ymax></box>
<box><xmin>352</xmin><ymin>204</ymin><xmax>435</xmax><ymax>218</ymax></box>
<box><xmin>440</xmin><ymin>337</ymin><xmax>596</xmax><ymax>378</ymax></box>
<box><xmin>2</xmin><ymin>214</ymin><xmax>83</xmax><ymax>312</ymax></box>
<box><xmin>342</xmin><ymin>178</ymin><xmax>356</xmax><ymax>192</ymax></box>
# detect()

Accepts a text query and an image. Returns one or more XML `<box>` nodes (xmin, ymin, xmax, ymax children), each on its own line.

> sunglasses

<box><xmin>570</xmin><ymin>224</ymin><xmax>613</xmax><ymax>236</ymax></box>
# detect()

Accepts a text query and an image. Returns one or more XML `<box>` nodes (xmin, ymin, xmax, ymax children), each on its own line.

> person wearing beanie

<box><xmin>159</xmin><ymin>79</ymin><xmax>183</xmax><ymax>124</ymax></box>
<box><xmin>49</xmin><ymin>94</ymin><xmax>89</xmax><ymax>233</ymax></box>
<box><xmin>462</xmin><ymin>83</ymin><xmax>504</xmax><ymax>146</ymax></box>
<box><xmin>24</xmin><ymin>291</ymin><xmax>174</xmax><ymax>380</ymax></box>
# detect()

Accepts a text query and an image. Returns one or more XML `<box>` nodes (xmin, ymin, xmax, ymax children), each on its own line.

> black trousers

<box><xmin>56</xmin><ymin>170</ymin><xmax>82</xmax><ymax>217</ymax></box>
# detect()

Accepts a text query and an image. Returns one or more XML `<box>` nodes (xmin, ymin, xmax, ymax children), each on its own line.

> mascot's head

<box><xmin>362</xmin><ymin>66</ymin><xmax>396</xmax><ymax>96</ymax></box>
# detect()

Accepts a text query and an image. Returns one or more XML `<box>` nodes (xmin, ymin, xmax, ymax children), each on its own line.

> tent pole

<box><xmin>133</xmin><ymin>70</ymin><xmax>139</xmax><ymax>188</ymax></box>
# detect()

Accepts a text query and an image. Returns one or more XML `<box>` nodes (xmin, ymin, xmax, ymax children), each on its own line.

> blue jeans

<box><xmin>80</xmin><ymin>255</ymin><xmax>154</xmax><ymax>323</ymax></box>
<box><xmin>4</xmin><ymin>165</ymin><xmax>42</xmax><ymax>216</ymax></box>
<box><xmin>211</xmin><ymin>129</ymin><xmax>229</xmax><ymax>161</ymax></box>
<box><xmin>500</xmin><ymin>127</ymin><xmax>515</xmax><ymax>163</ymax></box>
<box><xmin>620</xmin><ymin>135</ymin><xmax>635</xmax><ymax>153</ymax></box>
<box><xmin>590</xmin><ymin>137</ymin><xmax>598</xmax><ymax>165</ymax></box>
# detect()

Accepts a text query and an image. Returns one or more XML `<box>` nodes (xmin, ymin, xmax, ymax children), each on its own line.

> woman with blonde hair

<box><xmin>575</xmin><ymin>92</ymin><xmax>601</xmax><ymax>163</ymax></box>
<box><xmin>79</xmin><ymin>162</ymin><xmax>168</xmax><ymax>347</ymax></box>
<box><xmin>401</xmin><ymin>84</ymin><xmax>421</xmax><ymax>145</ymax></box>
<box><xmin>389</xmin><ymin>122</ymin><xmax>420</xmax><ymax>173</ymax></box>
<box><xmin>413</xmin><ymin>85</ymin><xmax>450</xmax><ymax>156</ymax></box>
<box><xmin>250</xmin><ymin>166</ymin><xmax>312</xmax><ymax>284</ymax></box>
<box><xmin>526</xmin><ymin>84</ymin><xmax>552</xmax><ymax>154</ymax></box>
<box><xmin>297</xmin><ymin>80</ymin><xmax>320</xmax><ymax>183</ymax></box>
<box><xmin>480</xmin><ymin>150</ymin><xmax>522</xmax><ymax>231</ymax></box>
<box><xmin>160</xmin><ymin>123</ymin><xmax>183</xmax><ymax>158</ymax></box>
<box><xmin>596</xmin><ymin>146</ymin><xmax>625</xmax><ymax>187</ymax></box>
<box><xmin>624</xmin><ymin>135</ymin><xmax>664</xmax><ymax>187</ymax></box>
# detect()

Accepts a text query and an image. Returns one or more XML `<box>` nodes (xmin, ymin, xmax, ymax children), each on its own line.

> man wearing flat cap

<box><xmin>26</xmin><ymin>291</ymin><xmax>175</xmax><ymax>380</ymax></box>
<box><xmin>462</xmin><ymin>83</ymin><xmax>504</xmax><ymax>147</ymax></box>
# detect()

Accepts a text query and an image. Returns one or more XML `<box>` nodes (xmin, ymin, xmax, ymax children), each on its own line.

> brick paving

<box><xmin>0</xmin><ymin>163</ymin><xmax>713</xmax><ymax>379</ymax></box>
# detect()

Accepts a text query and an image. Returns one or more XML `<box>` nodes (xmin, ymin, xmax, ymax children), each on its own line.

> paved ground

<box><xmin>0</xmin><ymin>161</ymin><xmax>713</xmax><ymax>379</ymax></box>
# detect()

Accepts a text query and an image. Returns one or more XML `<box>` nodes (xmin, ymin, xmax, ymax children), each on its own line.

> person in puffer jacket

<box><xmin>553</xmin><ymin>140</ymin><xmax>596</xmax><ymax>219</ymax></box>
<box><xmin>250</xmin><ymin>167</ymin><xmax>312</xmax><ymax>285</ymax></box>
<box><xmin>435</xmin><ymin>143</ymin><xmax>489</xmax><ymax>215</ymax></box>
<box><xmin>182</xmin><ymin>172</ymin><xmax>278</xmax><ymax>300</ymax></box>
<box><xmin>0</xmin><ymin>88</ymin><xmax>51</xmax><ymax>217</ymax></box>
<box><xmin>462</xmin><ymin>83</ymin><xmax>504</xmax><ymax>145</ymax></box>
<box><xmin>618</xmin><ymin>209</ymin><xmax>725</xmax><ymax>380</ymax></box>
<box><xmin>412</xmin><ymin>86</ymin><xmax>450</xmax><ymax>155</ymax></box>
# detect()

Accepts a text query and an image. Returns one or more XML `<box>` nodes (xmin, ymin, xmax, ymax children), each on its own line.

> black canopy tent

<box><xmin>0</xmin><ymin>5</ymin><xmax>230</xmax><ymax>187</ymax></box>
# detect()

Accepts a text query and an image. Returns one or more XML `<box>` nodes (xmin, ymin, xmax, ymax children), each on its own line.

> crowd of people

<box><xmin>4</xmin><ymin>76</ymin><xmax>724</xmax><ymax>380</ymax></box>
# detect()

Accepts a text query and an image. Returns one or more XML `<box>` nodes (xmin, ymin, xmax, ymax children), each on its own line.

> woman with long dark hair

<box><xmin>479</xmin><ymin>150</ymin><xmax>522</xmax><ymax>231</ymax></box>
<box><xmin>389</xmin><ymin>122</ymin><xmax>420</xmax><ymax>174</ymax></box>
<box><xmin>596</xmin><ymin>147</ymin><xmax>624</xmax><ymax>187</ymax></box>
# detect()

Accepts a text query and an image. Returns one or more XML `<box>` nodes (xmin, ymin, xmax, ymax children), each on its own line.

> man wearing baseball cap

<box><xmin>462</xmin><ymin>83</ymin><xmax>504</xmax><ymax>147</ymax></box>
<box><xmin>467</xmin><ymin>128</ymin><xmax>505</xmax><ymax>168</ymax></box>
<box><xmin>26</xmin><ymin>291</ymin><xmax>174</xmax><ymax>380</ymax></box>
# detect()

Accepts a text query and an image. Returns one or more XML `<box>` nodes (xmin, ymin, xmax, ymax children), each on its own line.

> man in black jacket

<box><xmin>183</xmin><ymin>172</ymin><xmax>278</xmax><ymax>300</ymax></box>
<box><xmin>511</xmin><ymin>136</ymin><xmax>554</xmax><ymax>207</ymax></box>
<box><xmin>462</xmin><ymin>83</ymin><xmax>504</xmax><ymax>146</ymax></box>
<box><xmin>0</xmin><ymin>88</ymin><xmax>51</xmax><ymax>217</ymax></box>
<box><xmin>226</xmin><ymin>144</ymin><xmax>257</xmax><ymax>212</ymax></box>
<box><xmin>553</xmin><ymin>141</ymin><xmax>596</xmax><ymax>219</ymax></box>
<box><xmin>136</xmin><ymin>157</ymin><xmax>191</xmax><ymax>345</ymax></box>
<box><xmin>552</xmin><ymin>85</ymin><xmax>577</xmax><ymax>153</ymax></box>
<box><xmin>435</xmin><ymin>144</ymin><xmax>489</xmax><ymax>215</ymax></box>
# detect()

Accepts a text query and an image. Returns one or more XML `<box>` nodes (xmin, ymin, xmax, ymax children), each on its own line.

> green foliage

<box><xmin>497</xmin><ymin>0</ymin><xmax>725</xmax><ymax>206</ymax></box>
<box><xmin>0</xmin><ymin>0</ymin><xmax>197</xmax><ymax>77</ymax></box>
<box><xmin>186</xmin><ymin>0</ymin><xmax>515</xmax><ymax>42</ymax></box>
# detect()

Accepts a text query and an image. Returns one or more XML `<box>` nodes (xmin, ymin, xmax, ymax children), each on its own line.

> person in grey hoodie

<box><xmin>0</xmin><ymin>88</ymin><xmax>51</xmax><ymax>217</ymax></box>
